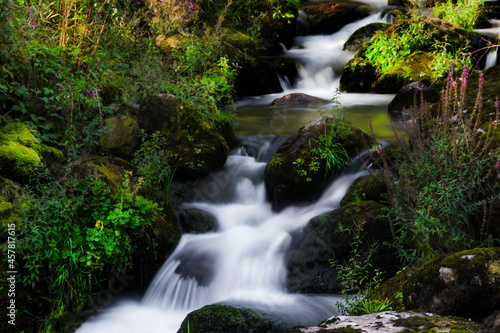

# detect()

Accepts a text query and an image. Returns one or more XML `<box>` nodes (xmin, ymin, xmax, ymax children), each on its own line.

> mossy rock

<box><xmin>340</xmin><ymin>57</ymin><xmax>377</xmax><ymax>93</ymax></box>
<box><xmin>0</xmin><ymin>178</ymin><xmax>29</xmax><ymax>233</ymax></box>
<box><xmin>343</xmin><ymin>22</ymin><xmax>391</xmax><ymax>52</ymax></box>
<box><xmin>0</xmin><ymin>122</ymin><xmax>64</xmax><ymax>182</ymax></box>
<box><xmin>177</xmin><ymin>304</ymin><xmax>285</xmax><ymax>333</ymax></box>
<box><xmin>178</xmin><ymin>207</ymin><xmax>218</xmax><ymax>234</ymax></box>
<box><xmin>129</xmin><ymin>201</ymin><xmax>182</xmax><ymax>288</ymax></box>
<box><xmin>68</xmin><ymin>155</ymin><xmax>130</xmax><ymax>191</ymax></box>
<box><xmin>46</xmin><ymin>311</ymin><xmax>82</xmax><ymax>333</ymax></box>
<box><xmin>138</xmin><ymin>94</ymin><xmax>228</xmax><ymax>179</ymax></box>
<box><xmin>371</xmin><ymin>51</ymin><xmax>439</xmax><ymax>94</ymax></box>
<box><xmin>155</xmin><ymin>34</ymin><xmax>190</xmax><ymax>53</ymax></box>
<box><xmin>264</xmin><ymin>116</ymin><xmax>374</xmax><ymax>211</ymax></box>
<box><xmin>285</xmin><ymin>201</ymin><xmax>398</xmax><ymax>294</ymax></box>
<box><xmin>271</xmin><ymin>93</ymin><xmax>328</xmax><ymax>107</ymax></box>
<box><xmin>340</xmin><ymin>174</ymin><xmax>387</xmax><ymax>206</ymax></box>
<box><xmin>387</xmin><ymin>81</ymin><xmax>441</xmax><ymax>117</ymax></box>
<box><xmin>100</xmin><ymin>114</ymin><xmax>141</xmax><ymax>160</ymax></box>
<box><xmin>300</xmin><ymin>3</ymin><xmax>372</xmax><ymax>35</ymax></box>
<box><xmin>402</xmin><ymin>247</ymin><xmax>500</xmax><ymax>322</ymax></box>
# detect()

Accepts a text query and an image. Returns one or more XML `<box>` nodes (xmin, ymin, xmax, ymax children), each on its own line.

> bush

<box><xmin>364</xmin><ymin>66</ymin><xmax>500</xmax><ymax>265</ymax></box>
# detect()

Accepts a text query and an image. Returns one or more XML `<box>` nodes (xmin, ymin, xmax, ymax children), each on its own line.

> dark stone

<box><xmin>340</xmin><ymin>57</ymin><xmax>378</xmax><ymax>93</ymax></box>
<box><xmin>482</xmin><ymin>309</ymin><xmax>500</xmax><ymax>333</ymax></box>
<box><xmin>264</xmin><ymin>116</ymin><xmax>374</xmax><ymax>211</ymax></box>
<box><xmin>138</xmin><ymin>94</ymin><xmax>228</xmax><ymax>179</ymax></box>
<box><xmin>270</xmin><ymin>93</ymin><xmax>328</xmax><ymax>107</ymax></box>
<box><xmin>300</xmin><ymin>3</ymin><xmax>371</xmax><ymax>35</ymax></box>
<box><xmin>340</xmin><ymin>174</ymin><xmax>387</xmax><ymax>206</ymax></box>
<box><xmin>343</xmin><ymin>22</ymin><xmax>391</xmax><ymax>52</ymax></box>
<box><xmin>387</xmin><ymin>81</ymin><xmax>441</xmax><ymax>117</ymax></box>
<box><xmin>178</xmin><ymin>207</ymin><xmax>218</xmax><ymax>233</ymax></box>
<box><xmin>285</xmin><ymin>201</ymin><xmax>398</xmax><ymax>294</ymax></box>
<box><xmin>100</xmin><ymin>115</ymin><xmax>141</xmax><ymax>160</ymax></box>
<box><xmin>177</xmin><ymin>304</ymin><xmax>286</xmax><ymax>333</ymax></box>
<box><xmin>402</xmin><ymin>247</ymin><xmax>500</xmax><ymax>322</ymax></box>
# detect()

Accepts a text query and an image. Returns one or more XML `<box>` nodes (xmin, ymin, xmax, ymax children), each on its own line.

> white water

<box><xmin>77</xmin><ymin>149</ymin><xmax>367</xmax><ymax>333</ymax></box>
<box><xmin>485</xmin><ymin>48</ymin><xmax>498</xmax><ymax>70</ymax></box>
<box><xmin>77</xmin><ymin>2</ymin><xmax>387</xmax><ymax>332</ymax></box>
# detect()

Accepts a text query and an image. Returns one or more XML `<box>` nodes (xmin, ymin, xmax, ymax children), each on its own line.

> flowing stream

<box><xmin>77</xmin><ymin>2</ymin><xmax>392</xmax><ymax>332</ymax></box>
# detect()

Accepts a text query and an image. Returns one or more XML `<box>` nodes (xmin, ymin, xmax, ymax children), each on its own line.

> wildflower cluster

<box><xmin>364</xmin><ymin>66</ymin><xmax>500</xmax><ymax>265</ymax></box>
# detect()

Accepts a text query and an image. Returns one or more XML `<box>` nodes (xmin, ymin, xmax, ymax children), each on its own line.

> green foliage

<box><xmin>133</xmin><ymin>131</ymin><xmax>176</xmax><ymax>202</ymax></box>
<box><xmin>434</xmin><ymin>0</ymin><xmax>484</xmax><ymax>31</ymax></box>
<box><xmin>367</xmin><ymin>67</ymin><xmax>500</xmax><ymax>265</ymax></box>
<box><xmin>363</xmin><ymin>15</ymin><xmax>471</xmax><ymax>80</ymax></box>
<box><xmin>19</xmin><ymin>172</ymin><xmax>159</xmax><ymax>316</ymax></box>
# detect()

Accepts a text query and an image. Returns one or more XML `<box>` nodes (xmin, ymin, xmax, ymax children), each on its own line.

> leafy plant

<box><xmin>363</xmin><ymin>66</ymin><xmax>500</xmax><ymax>265</ymax></box>
<box><xmin>434</xmin><ymin>0</ymin><xmax>484</xmax><ymax>31</ymax></box>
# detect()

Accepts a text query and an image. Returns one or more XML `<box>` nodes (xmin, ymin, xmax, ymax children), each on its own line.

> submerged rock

<box><xmin>178</xmin><ymin>304</ymin><xmax>286</xmax><ymax>333</ymax></box>
<box><xmin>271</xmin><ymin>93</ymin><xmax>328</xmax><ymax>107</ymax></box>
<box><xmin>289</xmin><ymin>311</ymin><xmax>489</xmax><ymax>333</ymax></box>
<box><xmin>387</xmin><ymin>81</ymin><xmax>440</xmax><ymax>117</ymax></box>
<box><xmin>178</xmin><ymin>207</ymin><xmax>218</xmax><ymax>233</ymax></box>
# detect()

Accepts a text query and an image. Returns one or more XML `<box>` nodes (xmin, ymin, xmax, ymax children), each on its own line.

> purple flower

<box><xmin>85</xmin><ymin>89</ymin><xmax>91</xmax><ymax>99</ymax></box>
<box><xmin>92</xmin><ymin>89</ymin><xmax>98</xmax><ymax>99</ymax></box>
<box><xmin>25</xmin><ymin>5</ymin><xmax>33</xmax><ymax>14</ymax></box>
<box><xmin>56</xmin><ymin>83</ymin><xmax>63</xmax><ymax>93</ymax></box>
<box><xmin>3</xmin><ymin>46</ymin><xmax>6</xmax><ymax>50</ymax></box>
<box><xmin>30</xmin><ymin>22</ymin><xmax>37</xmax><ymax>29</ymax></box>
<box><xmin>56</xmin><ymin>70</ymin><xmax>60</xmax><ymax>77</ymax></box>
<box><xmin>61</xmin><ymin>61</ymin><xmax>65</xmax><ymax>66</ymax></box>
<box><xmin>61</xmin><ymin>109</ymin><xmax>67</xmax><ymax>116</ymax></box>
<box><xmin>7</xmin><ymin>15</ymin><xmax>12</xmax><ymax>21</ymax></box>
<box><xmin>496</xmin><ymin>159</ymin><xmax>500</xmax><ymax>169</ymax></box>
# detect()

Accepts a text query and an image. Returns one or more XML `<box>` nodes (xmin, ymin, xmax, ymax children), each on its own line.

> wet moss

<box><xmin>394</xmin><ymin>315</ymin><xmax>489</xmax><ymax>333</ymax></box>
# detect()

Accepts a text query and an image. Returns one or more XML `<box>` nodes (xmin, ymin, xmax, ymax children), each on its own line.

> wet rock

<box><xmin>178</xmin><ymin>304</ymin><xmax>286</xmax><ymax>333</ymax></box>
<box><xmin>387</xmin><ymin>81</ymin><xmax>440</xmax><ymax>117</ymax></box>
<box><xmin>401</xmin><ymin>247</ymin><xmax>500</xmax><ymax>322</ymax></box>
<box><xmin>264</xmin><ymin>116</ymin><xmax>373</xmax><ymax>211</ymax></box>
<box><xmin>178</xmin><ymin>207</ymin><xmax>218</xmax><ymax>233</ymax></box>
<box><xmin>483</xmin><ymin>309</ymin><xmax>500</xmax><ymax>333</ymax></box>
<box><xmin>100</xmin><ymin>114</ymin><xmax>141</xmax><ymax>160</ymax></box>
<box><xmin>343</xmin><ymin>22</ymin><xmax>391</xmax><ymax>52</ymax></box>
<box><xmin>285</xmin><ymin>201</ymin><xmax>397</xmax><ymax>294</ymax></box>
<box><xmin>138</xmin><ymin>94</ymin><xmax>228</xmax><ymax>179</ymax></box>
<box><xmin>289</xmin><ymin>311</ymin><xmax>489</xmax><ymax>333</ymax></box>
<box><xmin>271</xmin><ymin>93</ymin><xmax>328</xmax><ymax>107</ymax></box>
<box><xmin>340</xmin><ymin>57</ymin><xmax>377</xmax><ymax>93</ymax></box>
<box><xmin>300</xmin><ymin>3</ymin><xmax>371</xmax><ymax>35</ymax></box>
<box><xmin>340</xmin><ymin>174</ymin><xmax>387</xmax><ymax>206</ymax></box>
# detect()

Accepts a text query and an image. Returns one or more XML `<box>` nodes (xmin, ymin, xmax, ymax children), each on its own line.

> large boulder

<box><xmin>343</xmin><ymin>22</ymin><xmax>391</xmax><ymax>52</ymax></box>
<box><xmin>100</xmin><ymin>114</ymin><xmax>141</xmax><ymax>160</ymax></box>
<box><xmin>270</xmin><ymin>93</ymin><xmax>328</xmax><ymax>107</ymax></box>
<box><xmin>177</xmin><ymin>304</ymin><xmax>285</xmax><ymax>333</ymax></box>
<box><xmin>0</xmin><ymin>122</ymin><xmax>64</xmax><ymax>182</ymax></box>
<box><xmin>387</xmin><ymin>81</ymin><xmax>441</xmax><ymax>117</ymax></box>
<box><xmin>300</xmin><ymin>3</ymin><xmax>371</xmax><ymax>35</ymax></box>
<box><xmin>289</xmin><ymin>311</ymin><xmax>489</xmax><ymax>333</ymax></box>
<box><xmin>264</xmin><ymin>116</ymin><xmax>373</xmax><ymax>211</ymax></box>
<box><xmin>285</xmin><ymin>201</ymin><xmax>397</xmax><ymax>294</ymax></box>
<box><xmin>340</xmin><ymin>57</ymin><xmax>378</xmax><ymax>93</ymax></box>
<box><xmin>177</xmin><ymin>207</ymin><xmax>218</xmax><ymax>233</ymax></box>
<box><xmin>138</xmin><ymin>94</ymin><xmax>228</xmax><ymax>179</ymax></box>
<box><xmin>340</xmin><ymin>174</ymin><xmax>387</xmax><ymax>207</ymax></box>
<box><xmin>402</xmin><ymin>247</ymin><xmax>500</xmax><ymax>322</ymax></box>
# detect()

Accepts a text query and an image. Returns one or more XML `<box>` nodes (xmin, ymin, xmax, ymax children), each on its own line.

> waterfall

<box><xmin>485</xmin><ymin>48</ymin><xmax>498</xmax><ymax>70</ymax></box>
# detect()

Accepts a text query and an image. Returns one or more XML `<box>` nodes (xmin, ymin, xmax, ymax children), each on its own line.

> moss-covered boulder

<box><xmin>285</xmin><ymin>201</ymin><xmax>397</xmax><ymax>294</ymax></box>
<box><xmin>178</xmin><ymin>207</ymin><xmax>218</xmax><ymax>234</ymax></box>
<box><xmin>387</xmin><ymin>81</ymin><xmax>441</xmax><ymax>117</ymax></box>
<box><xmin>289</xmin><ymin>311</ymin><xmax>489</xmax><ymax>333</ymax></box>
<box><xmin>68</xmin><ymin>155</ymin><xmax>130</xmax><ymax>191</ymax></box>
<box><xmin>100</xmin><ymin>115</ymin><xmax>141</xmax><ymax>160</ymax></box>
<box><xmin>340</xmin><ymin>174</ymin><xmax>387</xmax><ymax>207</ymax></box>
<box><xmin>343</xmin><ymin>22</ymin><xmax>391</xmax><ymax>52</ymax></box>
<box><xmin>0</xmin><ymin>178</ymin><xmax>28</xmax><ymax>233</ymax></box>
<box><xmin>177</xmin><ymin>304</ymin><xmax>285</xmax><ymax>333</ymax></box>
<box><xmin>270</xmin><ymin>93</ymin><xmax>328</xmax><ymax>107</ymax></box>
<box><xmin>138</xmin><ymin>94</ymin><xmax>228</xmax><ymax>179</ymax></box>
<box><xmin>264</xmin><ymin>116</ymin><xmax>373</xmax><ymax>211</ymax></box>
<box><xmin>0</xmin><ymin>122</ymin><xmax>64</xmax><ymax>182</ymax></box>
<box><xmin>371</xmin><ymin>51</ymin><xmax>438</xmax><ymax>93</ymax></box>
<box><xmin>340</xmin><ymin>57</ymin><xmax>378</xmax><ymax>93</ymax></box>
<box><xmin>401</xmin><ymin>248</ymin><xmax>500</xmax><ymax>322</ymax></box>
<box><xmin>300</xmin><ymin>3</ymin><xmax>371</xmax><ymax>35</ymax></box>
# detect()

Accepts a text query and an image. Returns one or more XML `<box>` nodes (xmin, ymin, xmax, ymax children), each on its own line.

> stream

<box><xmin>75</xmin><ymin>1</ymin><xmax>499</xmax><ymax>332</ymax></box>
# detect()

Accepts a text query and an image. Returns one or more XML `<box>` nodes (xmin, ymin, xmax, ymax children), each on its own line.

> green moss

<box><xmin>394</xmin><ymin>315</ymin><xmax>488</xmax><ymax>333</ymax></box>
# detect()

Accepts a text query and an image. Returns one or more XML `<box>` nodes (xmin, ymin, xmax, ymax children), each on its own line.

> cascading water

<box><xmin>485</xmin><ymin>48</ymin><xmax>498</xmax><ymax>70</ymax></box>
<box><xmin>76</xmin><ymin>2</ymin><xmax>389</xmax><ymax>332</ymax></box>
<box><xmin>77</xmin><ymin>139</ymin><xmax>368</xmax><ymax>333</ymax></box>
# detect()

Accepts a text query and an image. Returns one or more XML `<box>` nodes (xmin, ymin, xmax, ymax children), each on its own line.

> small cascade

<box><xmin>485</xmin><ymin>47</ymin><xmax>498</xmax><ymax>70</ymax></box>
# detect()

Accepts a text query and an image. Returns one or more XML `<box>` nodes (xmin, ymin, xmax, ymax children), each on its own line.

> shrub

<box><xmin>434</xmin><ymin>0</ymin><xmax>484</xmax><ymax>31</ymax></box>
<box><xmin>364</xmin><ymin>66</ymin><xmax>500</xmax><ymax>265</ymax></box>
